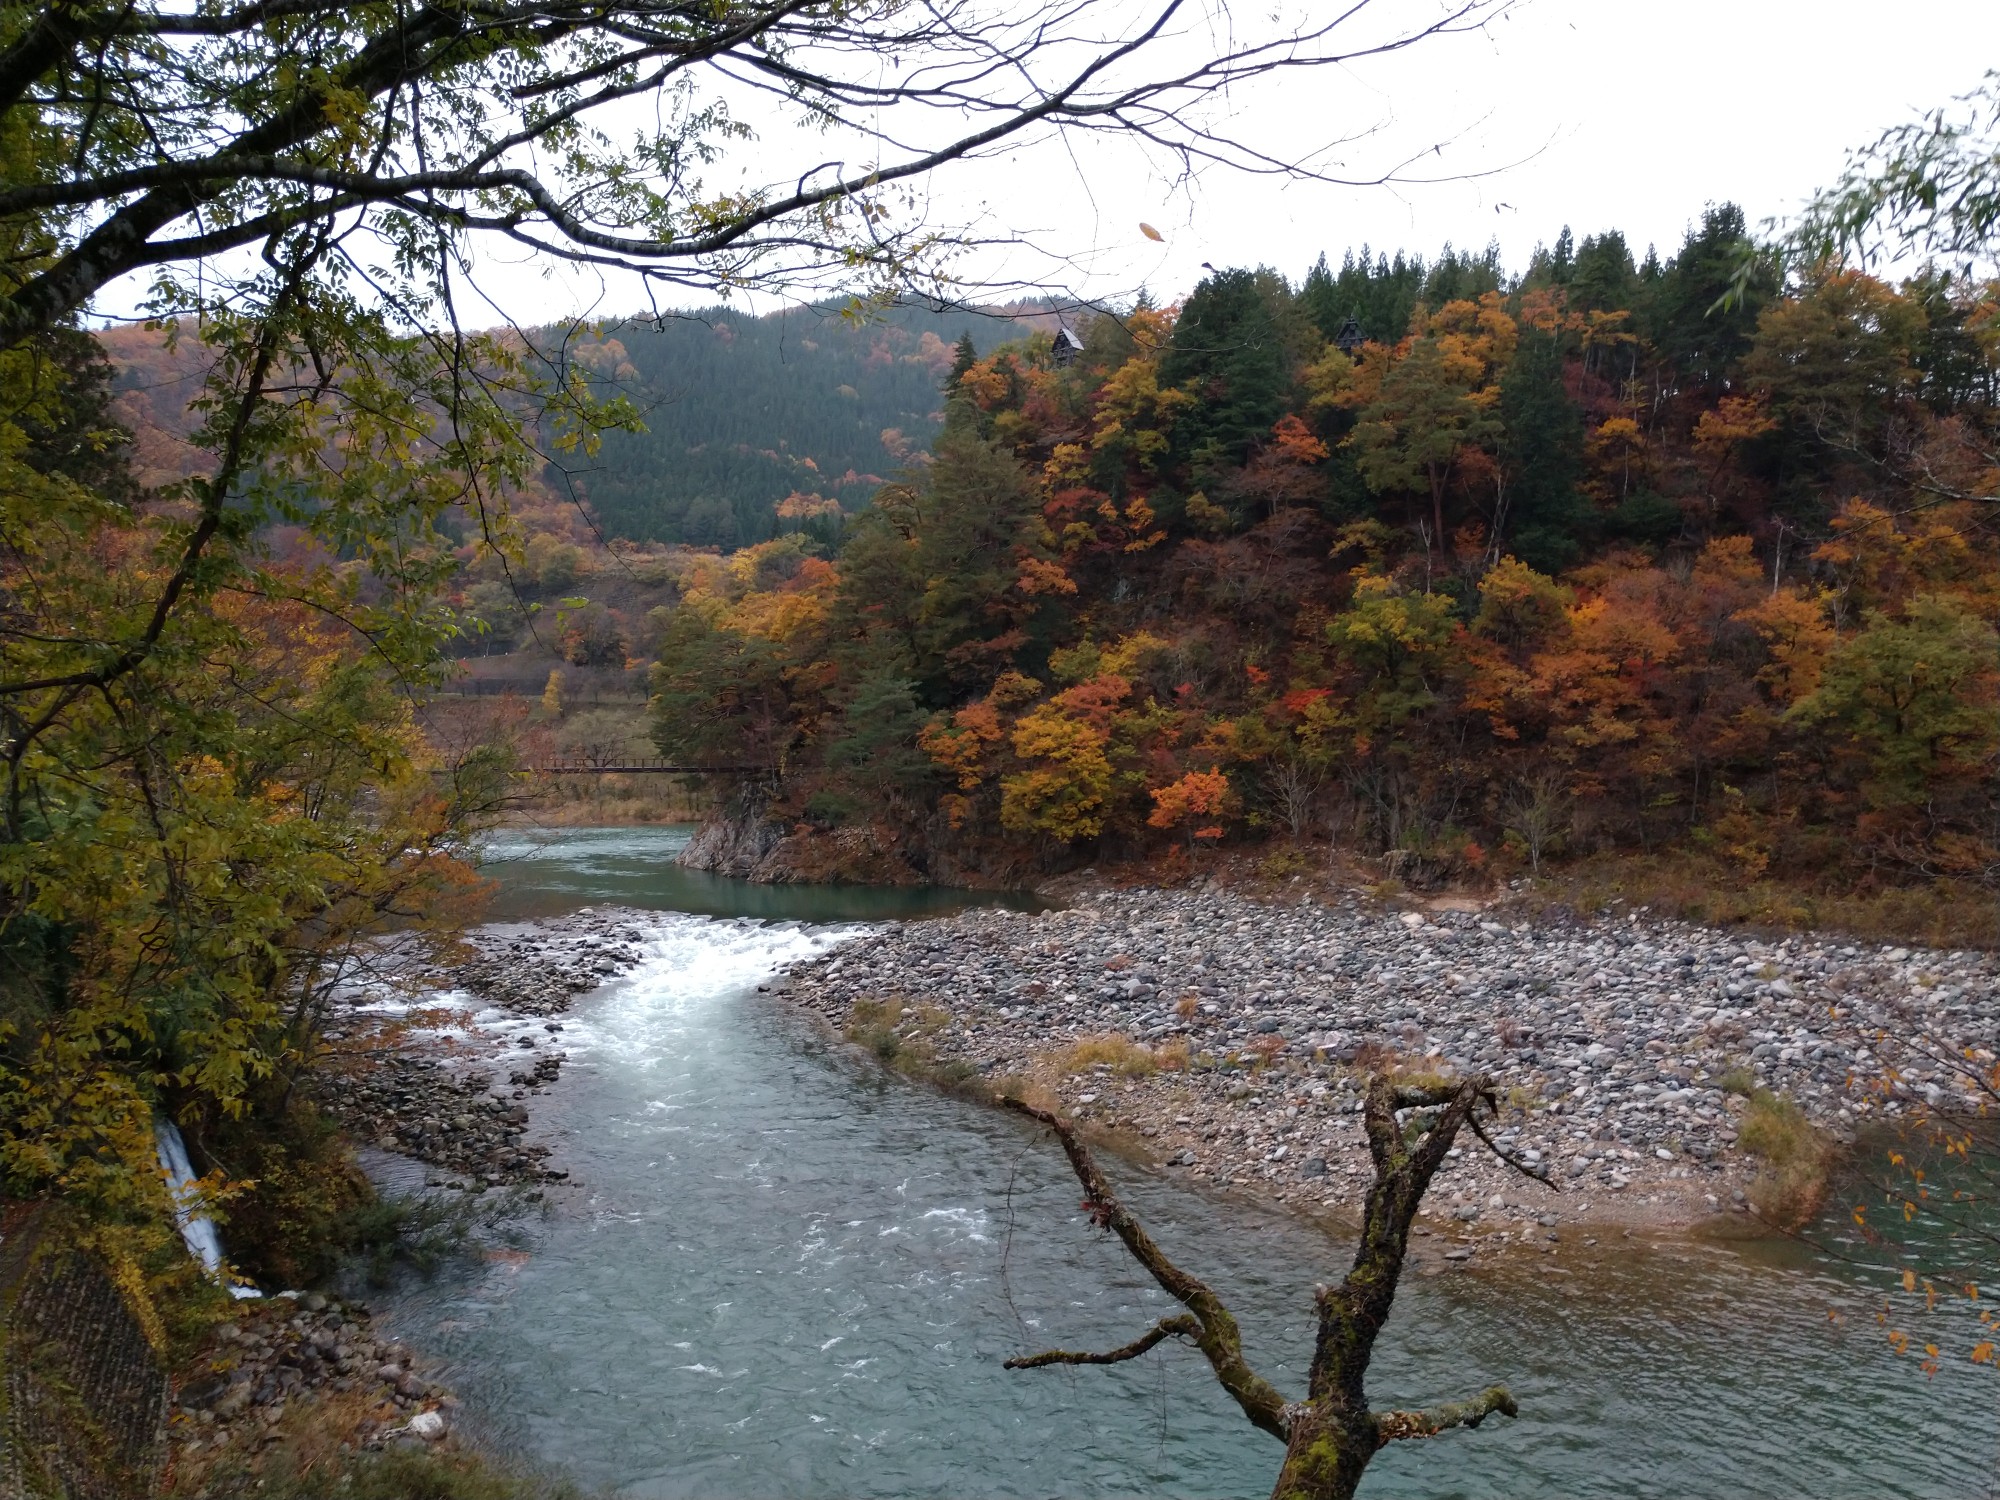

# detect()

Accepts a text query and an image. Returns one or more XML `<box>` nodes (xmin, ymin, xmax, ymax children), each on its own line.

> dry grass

<box><xmin>1244</xmin><ymin>1034</ymin><xmax>1287</xmax><ymax>1068</ymax></box>
<box><xmin>990</xmin><ymin>1075</ymin><xmax>1060</xmax><ymax>1114</ymax></box>
<box><xmin>1513</xmin><ymin>851</ymin><xmax>2000</xmax><ymax>950</ymax></box>
<box><xmin>1345</xmin><ymin>1039</ymin><xmax>1404</xmax><ymax>1073</ymax></box>
<box><xmin>1056</xmin><ymin>1032</ymin><xmax>1187</xmax><ymax>1077</ymax></box>
<box><xmin>844</xmin><ymin>997</ymin><xmax>981</xmax><ymax>1092</ymax></box>
<box><xmin>505</xmin><ymin>775</ymin><xmax>710</xmax><ymax>827</ymax></box>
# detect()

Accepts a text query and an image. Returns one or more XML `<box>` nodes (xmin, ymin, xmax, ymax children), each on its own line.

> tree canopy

<box><xmin>647</xmin><ymin>214</ymin><xmax>2000</xmax><ymax>911</ymax></box>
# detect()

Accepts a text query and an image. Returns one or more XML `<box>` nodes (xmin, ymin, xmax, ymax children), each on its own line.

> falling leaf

<box><xmin>1903</xmin><ymin>1269</ymin><xmax>1918</xmax><ymax>1292</ymax></box>
<box><xmin>1139</xmin><ymin>222</ymin><xmax>1164</xmax><ymax>243</ymax></box>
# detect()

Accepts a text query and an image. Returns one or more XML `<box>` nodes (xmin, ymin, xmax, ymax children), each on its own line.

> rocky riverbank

<box><xmin>167</xmin><ymin>1292</ymin><xmax>452</xmax><ymax>1485</ymax></box>
<box><xmin>776</xmin><ymin>879</ymin><xmax>1998</xmax><ymax>1246</ymax></box>
<box><xmin>167</xmin><ymin>908</ymin><xmax>660</xmax><ymax>1481</ymax></box>
<box><xmin>316</xmin><ymin>907</ymin><xmax>654</xmax><ymax>1190</ymax></box>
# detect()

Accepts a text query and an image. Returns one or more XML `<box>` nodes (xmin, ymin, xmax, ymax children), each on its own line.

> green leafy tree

<box><xmin>0</xmin><ymin>288</ymin><xmax>516</xmax><ymax>1213</ymax></box>
<box><xmin>1796</xmin><ymin>595</ymin><xmax>2000</xmax><ymax>811</ymax></box>
<box><xmin>1645</xmin><ymin>203</ymin><xmax>1769</xmax><ymax>389</ymax></box>
<box><xmin>949</xmin><ymin>331</ymin><xmax>980</xmax><ymax>385</ymax></box>
<box><xmin>460</xmin><ymin>579</ymin><xmax>528</xmax><ymax>654</ymax></box>
<box><xmin>1569</xmin><ymin>230</ymin><xmax>1640</xmax><ymax>316</ymax></box>
<box><xmin>1160</xmin><ymin>268</ymin><xmax>1292</xmax><ymax>477</ymax></box>
<box><xmin>1741</xmin><ymin>270</ymin><xmax>1925</xmax><ymax>448</ymax></box>
<box><xmin>824</xmin><ymin>668</ymin><xmax>938</xmax><ymax>808</ymax></box>
<box><xmin>1346</xmin><ymin>335</ymin><xmax>1498</xmax><ymax>550</ymax></box>
<box><xmin>649</xmin><ymin>611</ymin><xmax>795</xmax><ymax>770</ymax></box>
<box><xmin>836</xmin><ymin>420</ymin><xmax>1050</xmax><ymax>700</ymax></box>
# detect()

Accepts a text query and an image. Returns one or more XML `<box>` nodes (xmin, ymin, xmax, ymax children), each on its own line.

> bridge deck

<box><xmin>529</xmin><ymin>761</ymin><xmax>760</xmax><ymax>775</ymax></box>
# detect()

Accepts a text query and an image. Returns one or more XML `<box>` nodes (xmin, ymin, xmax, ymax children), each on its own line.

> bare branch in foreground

<box><xmin>1003</xmin><ymin>1312</ymin><xmax>1201</xmax><ymax>1369</ymax></box>
<box><xmin>999</xmin><ymin>1096</ymin><xmax>1292</xmax><ymax>1441</ymax></box>
<box><xmin>1004</xmin><ymin>1070</ymin><xmax>1519</xmax><ymax>1500</ymax></box>
<box><xmin>1465</xmin><ymin>1108</ymin><xmax>1562</xmax><ymax>1192</ymax></box>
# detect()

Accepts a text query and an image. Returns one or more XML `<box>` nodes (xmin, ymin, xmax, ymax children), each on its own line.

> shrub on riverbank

<box><xmin>1728</xmin><ymin>1078</ymin><xmax>1836</xmax><ymax>1227</ymax></box>
<box><xmin>1510</xmin><ymin>852</ymin><xmax>2000</xmax><ymax>951</ymax></box>
<box><xmin>846</xmin><ymin>997</ymin><xmax>983</xmax><ymax>1092</ymax></box>
<box><xmin>199</xmin><ymin>1099</ymin><xmax>378</xmax><ymax>1289</ymax></box>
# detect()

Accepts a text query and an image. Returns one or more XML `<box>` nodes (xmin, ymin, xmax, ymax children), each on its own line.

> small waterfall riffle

<box><xmin>154</xmin><ymin>1116</ymin><xmax>261</xmax><ymax>1299</ymax></box>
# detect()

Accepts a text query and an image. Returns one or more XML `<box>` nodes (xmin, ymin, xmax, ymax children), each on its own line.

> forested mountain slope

<box><xmin>99</xmin><ymin>300</ymin><xmax>1041</xmax><ymax>548</ymax></box>
<box><xmin>573</xmin><ymin>303</ymin><xmax>1035</xmax><ymax>547</ymax></box>
<box><xmin>651</xmin><ymin>207</ymin><xmax>2000</xmax><ymax>917</ymax></box>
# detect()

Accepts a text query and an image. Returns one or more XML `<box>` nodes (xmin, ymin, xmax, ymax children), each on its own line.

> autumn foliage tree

<box><xmin>644</xmin><ymin>208</ymin><xmax>2000</xmax><ymax>911</ymax></box>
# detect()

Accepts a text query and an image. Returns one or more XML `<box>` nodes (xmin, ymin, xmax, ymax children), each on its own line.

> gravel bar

<box><xmin>779</xmin><ymin>881</ymin><xmax>1998</xmax><ymax>1241</ymax></box>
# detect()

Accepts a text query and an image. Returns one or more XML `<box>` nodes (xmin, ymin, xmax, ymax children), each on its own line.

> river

<box><xmin>373</xmin><ymin>826</ymin><xmax>1994</xmax><ymax>1498</ymax></box>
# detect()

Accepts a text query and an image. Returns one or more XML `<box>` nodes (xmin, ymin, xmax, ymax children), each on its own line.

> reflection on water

<box><xmin>381</xmin><ymin>828</ymin><xmax>1994</xmax><ymax>1498</ymax></box>
<box><xmin>476</xmin><ymin>825</ymin><xmax>1045</xmax><ymax>924</ymax></box>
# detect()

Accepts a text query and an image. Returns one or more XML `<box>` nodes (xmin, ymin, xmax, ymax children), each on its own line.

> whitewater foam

<box><xmin>560</xmin><ymin>912</ymin><xmax>862</xmax><ymax>1066</ymax></box>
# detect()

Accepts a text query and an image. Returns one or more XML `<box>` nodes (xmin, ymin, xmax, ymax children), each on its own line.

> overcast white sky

<box><xmin>451</xmin><ymin>0</ymin><xmax>2000</xmax><ymax>321</ymax></box>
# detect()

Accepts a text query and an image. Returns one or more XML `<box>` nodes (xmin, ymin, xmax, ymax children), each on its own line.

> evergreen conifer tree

<box><xmin>1498</xmin><ymin>333</ymin><xmax>1591</xmax><ymax>572</ymax></box>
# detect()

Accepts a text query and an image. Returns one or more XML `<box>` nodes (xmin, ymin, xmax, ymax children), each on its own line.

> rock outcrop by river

<box><xmin>778</xmin><ymin>880</ymin><xmax>1998</xmax><ymax>1236</ymax></box>
<box><xmin>676</xmin><ymin>788</ymin><xmax>1044</xmax><ymax>887</ymax></box>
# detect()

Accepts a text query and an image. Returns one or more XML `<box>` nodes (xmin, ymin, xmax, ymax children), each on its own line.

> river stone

<box><xmin>408</xmin><ymin>1410</ymin><xmax>447</xmax><ymax>1441</ymax></box>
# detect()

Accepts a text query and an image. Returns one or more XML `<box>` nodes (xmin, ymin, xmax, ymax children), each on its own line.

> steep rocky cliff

<box><xmin>677</xmin><ymin>789</ymin><xmax>924</xmax><ymax>885</ymax></box>
<box><xmin>676</xmin><ymin>787</ymin><xmax>1055</xmax><ymax>888</ymax></box>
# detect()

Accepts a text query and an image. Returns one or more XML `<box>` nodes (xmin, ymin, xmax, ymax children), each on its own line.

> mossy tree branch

<box><xmin>999</xmin><ymin>1096</ymin><xmax>1292</xmax><ymax>1442</ymax></box>
<box><xmin>1005</xmin><ymin>1072</ymin><xmax>1529</xmax><ymax>1500</ymax></box>
<box><xmin>1003</xmin><ymin>1313</ymin><xmax>1201</xmax><ymax>1369</ymax></box>
<box><xmin>1374</xmin><ymin>1386</ymin><xmax>1519</xmax><ymax>1444</ymax></box>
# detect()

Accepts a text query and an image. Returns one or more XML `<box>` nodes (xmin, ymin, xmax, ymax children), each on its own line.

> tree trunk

<box><xmin>1000</xmin><ymin>1072</ymin><xmax>1536</xmax><ymax>1500</ymax></box>
<box><xmin>1270</xmin><ymin>1402</ymin><xmax>1379</xmax><ymax>1500</ymax></box>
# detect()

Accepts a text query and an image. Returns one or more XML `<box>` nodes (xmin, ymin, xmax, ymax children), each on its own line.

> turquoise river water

<box><xmin>373</xmin><ymin>826</ymin><xmax>1995</xmax><ymax>1498</ymax></box>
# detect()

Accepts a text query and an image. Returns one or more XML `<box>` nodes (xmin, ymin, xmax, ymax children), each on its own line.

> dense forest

<box><xmin>100</xmin><ymin>301</ymin><xmax>1041</xmax><ymax>552</ymax></box>
<box><xmin>650</xmin><ymin>205</ymin><xmax>2000</xmax><ymax>904</ymax></box>
<box><xmin>561</xmin><ymin>303</ymin><xmax>1036</xmax><ymax>547</ymax></box>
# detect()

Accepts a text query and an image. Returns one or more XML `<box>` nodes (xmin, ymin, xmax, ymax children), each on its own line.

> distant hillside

<box><xmin>96</xmin><ymin>301</ymin><xmax>1047</xmax><ymax>545</ymax></box>
<box><xmin>562</xmin><ymin>302</ymin><xmax>1035</xmax><ymax>547</ymax></box>
<box><xmin>97</xmin><ymin>323</ymin><xmax>218</xmax><ymax>489</ymax></box>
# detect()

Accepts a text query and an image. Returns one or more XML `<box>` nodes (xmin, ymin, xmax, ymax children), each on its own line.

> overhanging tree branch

<box><xmin>1003</xmin><ymin>1312</ymin><xmax>1201</xmax><ymax>1369</ymax></box>
<box><xmin>1006</xmin><ymin>1071</ymin><xmax>1533</xmax><ymax>1500</ymax></box>
<box><xmin>999</xmin><ymin>1095</ymin><xmax>1293</xmax><ymax>1441</ymax></box>
<box><xmin>2</xmin><ymin>0</ymin><xmax>1516</xmax><ymax>346</ymax></box>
